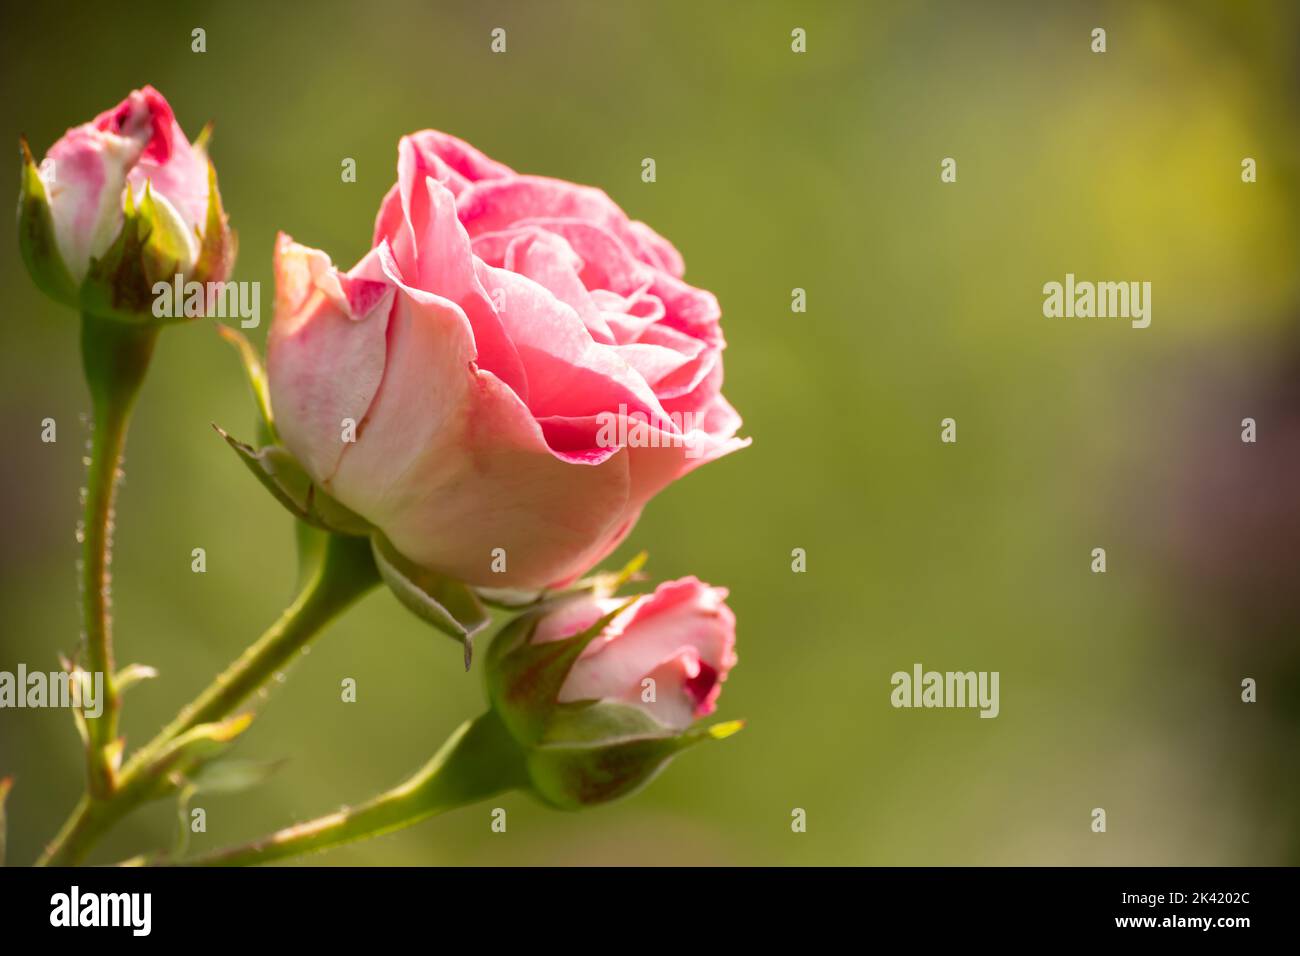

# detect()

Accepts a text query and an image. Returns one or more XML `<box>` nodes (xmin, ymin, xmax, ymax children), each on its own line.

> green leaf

<box><xmin>371</xmin><ymin>533</ymin><xmax>490</xmax><ymax>665</ymax></box>
<box><xmin>17</xmin><ymin>136</ymin><xmax>79</xmax><ymax>307</ymax></box>
<box><xmin>214</xmin><ymin>427</ymin><xmax>370</xmax><ymax>535</ymax></box>
<box><xmin>188</xmin><ymin>757</ymin><xmax>286</xmax><ymax>796</ymax></box>
<box><xmin>166</xmin><ymin>755</ymin><xmax>289</xmax><ymax>859</ymax></box>
<box><xmin>115</xmin><ymin>663</ymin><xmax>159</xmax><ymax>694</ymax></box>
<box><xmin>141</xmin><ymin>713</ymin><xmax>255</xmax><ymax>800</ymax></box>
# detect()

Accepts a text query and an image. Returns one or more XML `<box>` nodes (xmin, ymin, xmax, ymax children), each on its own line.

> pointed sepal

<box><xmin>371</xmin><ymin>532</ymin><xmax>490</xmax><ymax>665</ymax></box>
<box><xmin>216</xmin><ymin>324</ymin><xmax>276</xmax><ymax>445</ymax></box>
<box><xmin>484</xmin><ymin>597</ymin><xmax>636</xmax><ymax>745</ymax></box>
<box><xmin>192</xmin><ymin>158</ymin><xmax>236</xmax><ymax>285</ymax></box>
<box><xmin>17</xmin><ymin>136</ymin><xmax>79</xmax><ymax>307</ymax></box>
<box><xmin>79</xmin><ymin>183</ymin><xmax>168</xmax><ymax>322</ymax></box>
<box><xmin>525</xmin><ymin>703</ymin><xmax>744</xmax><ymax>811</ymax></box>
<box><xmin>214</xmin><ymin>426</ymin><xmax>371</xmax><ymax>535</ymax></box>
<box><xmin>475</xmin><ymin>550</ymin><xmax>648</xmax><ymax>610</ymax></box>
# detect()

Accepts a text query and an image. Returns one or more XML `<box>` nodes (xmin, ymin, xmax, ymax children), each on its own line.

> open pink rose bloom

<box><xmin>269</xmin><ymin>131</ymin><xmax>748</xmax><ymax>588</ymax></box>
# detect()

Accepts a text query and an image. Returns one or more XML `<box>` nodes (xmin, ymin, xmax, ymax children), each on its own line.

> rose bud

<box><xmin>484</xmin><ymin>577</ymin><xmax>741</xmax><ymax>810</ymax></box>
<box><xmin>266</xmin><ymin>130</ymin><xmax>747</xmax><ymax>591</ymax></box>
<box><xmin>18</xmin><ymin>85</ymin><xmax>234</xmax><ymax>321</ymax></box>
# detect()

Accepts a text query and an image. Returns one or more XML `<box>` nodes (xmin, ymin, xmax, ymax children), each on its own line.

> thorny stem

<box><xmin>124</xmin><ymin>533</ymin><xmax>378</xmax><ymax>759</ymax></box>
<box><xmin>37</xmin><ymin>533</ymin><xmax>379</xmax><ymax>866</ymax></box>
<box><xmin>184</xmin><ymin>711</ymin><xmax>525</xmax><ymax>866</ymax></box>
<box><xmin>77</xmin><ymin>313</ymin><xmax>159</xmax><ymax>796</ymax></box>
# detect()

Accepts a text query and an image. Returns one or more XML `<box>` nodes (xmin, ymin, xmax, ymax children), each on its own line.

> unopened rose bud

<box><xmin>485</xmin><ymin>576</ymin><xmax>740</xmax><ymax>810</ymax></box>
<box><xmin>18</xmin><ymin>85</ymin><xmax>234</xmax><ymax>321</ymax></box>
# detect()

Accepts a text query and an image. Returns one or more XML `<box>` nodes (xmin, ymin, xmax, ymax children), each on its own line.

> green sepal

<box><xmin>540</xmin><ymin>698</ymin><xmax>674</xmax><ymax>745</ymax></box>
<box><xmin>485</xmin><ymin>597</ymin><xmax>637</xmax><ymax>746</ymax></box>
<box><xmin>525</xmin><ymin>710</ymin><xmax>743</xmax><ymax>811</ymax></box>
<box><xmin>567</xmin><ymin>550</ymin><xmax>648</xmax><ymax>600</ymax></box>
<box><xmin>193</xmin><ymin>121</ymin><xmax>214</xmax><ymax>155</ymax></box>
<box><xmin>78</xmin><ymin>183</ymin><xmax>174</xmax><ymax>323</ymax></box>
<box><xmin>192</xmin><ymin>158</ymin><xmax>236</xmax><ymax>285</ymax></box>
<box><xmin>214</xmin><ymin>427</ymin><xmax>371</xmax><ymax>536</ymax></box>
<box><xmin>80</xmin><ymin>155</ymin><xmax>232</xmax><ymax>323</ymax></box>
<box><xmin>371</xmin><ymin>532</ymin><xmax>490</xmax><ymax>666</ymax></box>
<box><xmin>214</xmin><ymin>326</ymin><xmax>334</xmax><ymax>583</ymax></box>
<box><xmin>475</xmin><ymin>550</ymin><xmax>649</xmax><ymax>610</ymax></box>
<box><xmin>216</xmin><ymin>324</ymin><xmax>276</xmax><ymax>445</ymax></box>
<box><xmin>79</xmin><ymin>183</ymin><xmax>152</xmax><ymax>321</ymax></box>
<box><xmin>17</xmin><ymin>136</ymin><xmax>79</xmax><ymax>307</ymax></box>
<box><xmin>137</xmin><ymin>182</ymin><xmax>191</xmax><ymax>286</ymax></box>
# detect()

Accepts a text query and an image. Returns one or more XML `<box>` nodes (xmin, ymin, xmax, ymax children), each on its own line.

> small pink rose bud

<box><xmin>484</xmin><ymin>576</ymin><xmax>740</xmax><ymax>810</ymax></box>
<box><xmin>18</xmin><ymin>86</ymin><xmax>234</xmax><ymax>319</ymax></box>
<box><xmin>532</xmin><ymin>577</ymin><xmax>737</xmax><ymax>731</ymax></box>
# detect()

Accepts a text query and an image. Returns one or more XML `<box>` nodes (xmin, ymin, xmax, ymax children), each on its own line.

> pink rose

<box><xmin>36</xmin><ymin>86</ymin><xmax>211</xmax><ymax>282</ymax></box>
<box><xmin>268</xmin><ymin>130</ymin><xmax>747</xmax><ymax>589</ymax></box>
<box><xmin>531</xmin><ymin>577</ymin><xmax>737</xmax><ymax>730</ymax></box>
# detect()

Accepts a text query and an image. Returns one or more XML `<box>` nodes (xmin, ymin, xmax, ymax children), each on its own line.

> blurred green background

<box><xmin>3</xmin><ymin>0</ymin><xmax>1299</xmax><ymax>865</ymax></box>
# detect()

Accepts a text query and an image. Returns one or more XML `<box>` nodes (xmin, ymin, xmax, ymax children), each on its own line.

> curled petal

<box><xmin>42</xmin><ymin>125</ymin><xmax>148</xmax><ymax>281</ymax></box>
<box><xmin>324</xmin><ymin>255</ymin><xmax>634</xmax><ymax>589</ymax></box>
<box><xmin>457</xmin><ymin>176</ymin><xmax>681</xmax><ymax>276</ymax></box>
<box><xmin>267</xmin><ymin>234</ymin><xmax>394</xmax><ymax>483</ymax></box>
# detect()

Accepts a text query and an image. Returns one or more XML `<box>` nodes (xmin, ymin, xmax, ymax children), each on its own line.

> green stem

<box><xmin>37</xmin><ymin>533</ymin><xmax>379</xmax><ymax>866</ymax></box>
<box><xmin>124</xmin><ymin>533</ymin><xmax>377</xmax><ymax>760</ymax></box>
<box><xmin>186</xmin><ymin>711</ymin><xmax>526</xmax><ymax>866</ymax></box>
<box><xmin>78</xmin><ymin>313</ymin><xmax>159</xmax><ymax>794</ymax></box>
